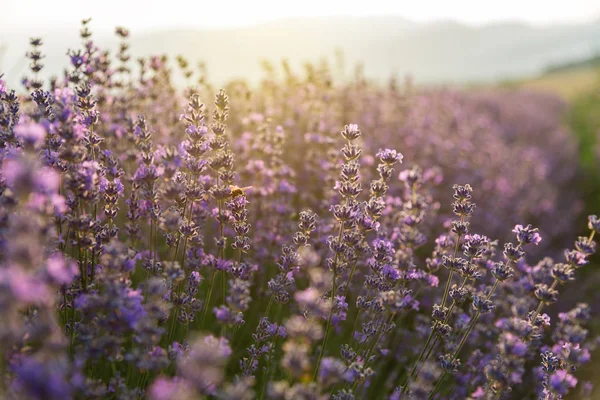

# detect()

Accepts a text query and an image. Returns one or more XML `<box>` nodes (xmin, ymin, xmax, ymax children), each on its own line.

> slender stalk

<box><xmin>417</xmin><ymin>275</ymin><xmax>471</xmax><ymax>376</ymax></box>
<box><xmin>342</xmin><ymin>258</ymin><xmax>360</xmax><ymax>300</ymax></box>
<box><xmin>403</xmin><ymin>327</ymin><xmax>435</xmax><ymax>392</ymax></box>
<box><xmin>221</xmin><ymin>269</ymin><xmax>226</xmax><ymax>307</ymax></box>
<box><xmin>264</xmin><ymin>296</ymin><xmax>274</xmax><ymax>319</ymax></box>
<box><xmin>314</xmin><ymin>274</ymin><xmax>337</xmax><ymax>380</ymax></box>
<box><xmin>259</xmin><ymin>339</ymin><xmax>277</xmax><ymax>400</ymax></box>
<box><xmin>403</xmin><ymin>229</ymin><xmax>466</xmax><ymax>394</ymax></box>
<box><xmin>362</xmin><ymin>313</ymin><xmax>395</xmax><ymax>368</ymax></box>
<box><xmin>428</xmin><ymin>316</ymin><xmax>477</xmax><ymax>399</ymax></box>
<box><xmin>0</xmin><ymin>349</ymin><xmax>5</xmax><ymax>393</ymax></box>
<box><xmin>202</xmin><ymin>269</ymin><xmax>218</xmax><ymax>325</ymax></box>
<box><xmin>341</xmin><ymin>226</ymin><xmax>366</xmax><ymax>301</ymax></box>
<box><xmin>171</xmin><ymin>198</ymin><xmax>188</xmax><ymax>261</ymax></box>
<box><xmin>428</xmin><ymin>371</ymin><xmax>447</xmax><ymax>400</ymax></box>
<box><xmin>313</xmin><ymin>220</ymin><xmax>344</xmax><ymax>381</ymax></box>
<box><xmin>349</xmin><ymin>309</ymin><xmax>363</xmax><ymax>344</ymax></box>
<box><xmin>342</xmin><ymin>313</ymin><xmax>394</xmax><ymax>393</ymax></box>
<box><xmin>62</xmin><ymin>285</ymin><xmax>68</xmax><ymax>325</ymax></box>
<box><xmin>441</xmin><ymin>215</ymin><xmax>464</xmax><ymax>308</ymax></box>
<box><xmin>428</xmin><ymin>278</ymin><xmax>500</xmax><ymax>399</ymax></box>
<box><xmin>168</xmin><ymin>307</ymin><xmax>178</xmax><ymax>343</ymax></box>
<box><xmin>153</xmin><ymin>213</ymin><xmax>158</xmax><ymax>272</ymax></box>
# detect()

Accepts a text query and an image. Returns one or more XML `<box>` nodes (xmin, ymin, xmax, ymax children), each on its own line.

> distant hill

<box><xmin>545</xmin><ymin>53</ymin><xmax>600</xmax><ymax>74</ymax></box>
<box><xmin>1</xmin><ymin>16</ymin><xmax>600</xmax><ymax>88</ymax></box>
<box><xmin>510</xmin><ymin>67</ymin><xmax>599</xmax><ymax>100</ymax></box>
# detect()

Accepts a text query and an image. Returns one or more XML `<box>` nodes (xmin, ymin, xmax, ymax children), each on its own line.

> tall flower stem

<box><xmin>415</xmin><ymin>276</ymin><xmax>470</xmax><ymax>380</ymax></box>
<box><xmin>428</xmin><ymin>278</ymin><xmax>499</xmax><ymax>399</ymax></box>
<box><xmin>202</xmin><ymin>270</ymin><xmax>218</xmax><ymax>326</ymax></box>
<box><xmin>353</xmin><ymin>312</ymin><xmax>396</xmax><ymax>392</ymax></box>
<box><xmin>441</xmin><ymin>215</ymin><xmax>464</xmax><ymax>308</ymax></box>
<box><xmin>403</xmin><ymin>217</ymin><xmax>465</xmax><ymax>394</ymax></box>
<box><xmin>313</xmin><ymin>220</ymin><xmax>344</xmax><ymax>381</ymax></box>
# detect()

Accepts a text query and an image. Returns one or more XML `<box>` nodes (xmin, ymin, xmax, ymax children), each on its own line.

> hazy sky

<box><xmin>3</xmin><ymin>0</ymin><xmax>600</xmax><ymax>33</ymax></box>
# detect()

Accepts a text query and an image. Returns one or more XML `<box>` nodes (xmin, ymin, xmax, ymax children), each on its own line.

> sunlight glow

<box><xmin>3</xmin><ymin>0</ymin><xmax>600</xmax><ymax>33</ymax></box>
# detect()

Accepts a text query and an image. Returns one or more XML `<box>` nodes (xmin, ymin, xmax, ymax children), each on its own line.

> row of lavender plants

<box><xmin>0</xmin><ymin>21</ymin><xmax>597</xmax><ymax>399</ymax></box>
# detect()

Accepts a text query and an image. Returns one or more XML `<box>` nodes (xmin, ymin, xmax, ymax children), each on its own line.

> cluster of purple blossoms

<box><xmin>0</xmin><ymin>20</ymin><xmax>598</xmax><ymax>400</ymax></box>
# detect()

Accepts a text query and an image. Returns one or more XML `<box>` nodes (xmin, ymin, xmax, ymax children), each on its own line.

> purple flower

<box><xmin>46</xmin><ymin>253</ymin><xmax>78</xmax><ymax>284</ymax></box>
<box><xmin>148</xmin><ymin>377</ymin><xmax>195</xmax><ymax>400</ymax></box>
<box><xmin>376</xmin><ymin>148</ymin><xmax>403</xmax><ymax>165</ymax></box>
<box><xmin>588</xmin><ymin>215</ymin><xmax>600</xmax><ymax>233</ymax></box>
<box><xmin>214</xmin><ymin>305</ymin><xmax>231</xmax><ymax>322</ymax></box>
<box><xmin>549</xmin><ymin>370</ymin><xmax>577</xmax><ymax>395</ymax></box>
<box><xmin>294</xmin><ymin>287</ymin><xmax>320</xmax><ymax>307</ymax></box>
<box><xmin>319</xmin><ymin>357</ymin><xmax>347</xmax><ymax>387</ymax></box>
<box><xmin>14</xmin><ymin>122</ymin><xmax>46</xmax><ymax>149</ymax></box>
<box><xmin>1</xmin><ymin>267</ymin><xmax>50</xmax><ymax>303</ymax></box>
<box><xmin>0</xmin><ymin>36</ymin><xmax>596</xmax><ymax>400</ymax></box>
<box><xmin>513</xmin><ymin>224</ymin><xmax>542</xmax><ymax>245</ymax></box>
<box><xmin>99</xmin><ymin>177</ymin><xmax>125</xmax><ymax>196</ymax></box>
<box><xmin>341</xmin><ymin>124</ymin><xmax>361</xmax><ymax>141</ymax></box>
<box><xmin>13</xmin><ymin>357</ymin><xmax>71</xmax><ymax>400</ymax></box>
<box><xmin>498</xmin><ymin>332</ymin><xmax>528</xmax><ymax>357</ymax></box>
<box><xmin>120</xmin><ymin>289</ymin><xmax>147</xmax><ymax>329</ymax></box>
<box><xmin>178</xmin><ymin>335</ymin><xmax>231</xmax><ymax>394</ymax></box>
<box><xmin>35</xmin><ymin>168</ymin><xmax>61</xmax><ymax>194</ymax></box>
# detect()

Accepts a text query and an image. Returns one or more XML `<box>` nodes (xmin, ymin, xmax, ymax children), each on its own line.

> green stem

<box><xmin>362</xmin><ymin>313</ymin><xmax>394</xmax><ymax>368</ymax></box>
<box><xmin>265</xmin><ymin>296</ymin><xmax>274</xmax><ymax>318</ymax></box>
<box><xmin>350</xmin><ymin>309</ymin><xmax>362</xmax><ymax>344</ymax></box>
<box><xmin>342</xmin><ymin>258</ymin><xmax>359</xmax><ymax>300</ymax></box>
<box><xmin>531</xmin><ymin>279</ymin><xmax>558</xmax><ymax>322</ymax></box>
<box><xmin>313</xmin><ymin>220</ymin><xmax>344</xmax><ymax>381</ymax></box>
<box><xmin>168</xmin><ymin>307</ymin><xmax>178</xmax><ymax>343</ymax></box>
<box><xmin>202</xmin><ymin>270</ymin><xmax>218</xmax><ymax>326</ymax></box>
<box><xmin>417</xmin><ymin>276</ymin><xmax>471</xmax><ymax>378</ymax></box>
<box><xmin>428</xmin><ymin>371</ymin><xmax>448</xmax><ymax>400</ymax></box>
<box><xmin>403</xmin><ymin>327</ymin><xmax>435</xmax><ymax>392</ymax></box>
<box><xmin>428</xmin><ymin>278</ymin><xmax>500</xmax><ymax>399</ymax></box>
<box><xmin>221</xmin><ymin>271</ymin><xmax>227</xmax><ymax>338</ymax></box>
<box><xmin>441</xmin><ymin>215</ymin><xmax>464</xmax><ymax>308</ymax></box>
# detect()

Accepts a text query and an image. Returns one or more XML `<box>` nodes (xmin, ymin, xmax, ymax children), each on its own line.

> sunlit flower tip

<box><xmin>452</xmin><ymin>183</ymin><xmax>473</xmax><ymax>201</ymax></box>
<box><xmin>512</xmin><ymin>224</ymin><xmax>542</xmax><ymax>245</ymax></box>
<box><xmin>588</xmin><ymin>215</ymin><xmax>600</xmax><ymax>233</ymax></box>
<box><xmin>341</xmin><ymin>124</ymin><xmax>361</xmax><ymax>141</ymax></box>
<box><xmin>376</xmin><ymin>148</ymin><xmax>403</xmax><ymax>165</ymax></box>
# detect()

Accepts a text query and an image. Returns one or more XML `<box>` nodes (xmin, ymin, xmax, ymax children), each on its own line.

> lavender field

<box><xmin>1</xmin><ymin>15</ymin><xmax>600</xmax><ymax>400</ymax></box>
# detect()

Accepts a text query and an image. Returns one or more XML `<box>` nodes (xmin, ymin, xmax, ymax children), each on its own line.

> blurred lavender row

<box><xmin>0</xmin><ymin>20</ymin><xmax>596</xmax><ymax>400</ymax></box>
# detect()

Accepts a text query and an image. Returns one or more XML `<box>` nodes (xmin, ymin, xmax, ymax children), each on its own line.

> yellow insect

<box><xmin>229</xmin><ymin>185</ymin><xmax>253</xmax><ymax>197</ymax></box>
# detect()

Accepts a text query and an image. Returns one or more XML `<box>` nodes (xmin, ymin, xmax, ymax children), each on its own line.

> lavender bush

<box><xmin>0</xmin><ymin>21</ymin><xmax>597</xmax><ymax>400</ymax></box>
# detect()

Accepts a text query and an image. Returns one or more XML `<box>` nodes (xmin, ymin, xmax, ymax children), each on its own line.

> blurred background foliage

<box><xmin>517</xmin><ymin>61</ymin><xmax>600</xmax><ymax>398</ymax></box>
